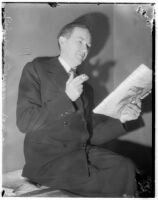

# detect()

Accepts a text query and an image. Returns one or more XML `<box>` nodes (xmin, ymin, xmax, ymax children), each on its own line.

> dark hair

<box><xmin>57</xmin><ymin>22</ymin><xmax>91</xmax><ymax>41</ymax></box>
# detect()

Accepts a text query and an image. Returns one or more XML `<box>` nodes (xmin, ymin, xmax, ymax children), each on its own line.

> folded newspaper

<box><xmin>93</xmin><ymin>64</ymin><xmax>152</xmax><ymax>118</ymax></box>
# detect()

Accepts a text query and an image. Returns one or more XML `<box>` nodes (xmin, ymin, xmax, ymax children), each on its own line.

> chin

<box><xmin>77</xmin><ymin>59</ymin><xmax>84</xmax><ymax>65</ymax></box>
<box><xmin>73</xmin><ymin>61</ymin><xmax>82</xmax><ymax>68</ymax></box>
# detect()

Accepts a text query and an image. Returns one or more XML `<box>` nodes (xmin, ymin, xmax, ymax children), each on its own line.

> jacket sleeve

<box><xmin>90</xmin><ymin>114</ymin><xmax>126</xmax><ymax>145</ymax></box>
<box><xmin>16</xmin><ymin>60</ymin><xmax>75</xmax><ymax>133</ymax></box>
<box><xmin>83</xmin><ymin>83</ymin><xmax>126</xmax><ymax>145</ymax></box>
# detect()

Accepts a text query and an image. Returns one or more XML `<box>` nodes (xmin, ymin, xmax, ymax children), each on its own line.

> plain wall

<box><xmin>3</xmin><ymin>3</ymin><xmax>153</xmax><ymax>173</ymax></box>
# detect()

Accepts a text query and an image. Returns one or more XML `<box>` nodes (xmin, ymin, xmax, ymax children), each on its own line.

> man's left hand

<box><xmin>120</xmin><ymin>98</ymin><xmax>142</xmax><ymax>123</ymax></box>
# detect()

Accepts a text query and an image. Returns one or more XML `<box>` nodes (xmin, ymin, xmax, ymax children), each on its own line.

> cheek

<box><xmin>66</xmin><ymin>46</ymin><xmax>74</xmax><ymax>56</ymax></box>
<box><xmin>85</xmin><ymin>51</ymin><xmax>88</xmax><ymax>57</ymax></box>
<box><xmin>71</xmin><ymin>47</ymin><xmax>79</xmax><ymax>56</ymax></box>
<box><xmin>68</xmin><ymin>43</ymin><xmax>76</xmax><ymax>50</ymax></box>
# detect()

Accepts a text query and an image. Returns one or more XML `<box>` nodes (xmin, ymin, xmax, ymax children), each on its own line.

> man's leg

<box><xmin>68</xmin><ymin>145</ymin><xmax>137</xmax><ymax>197</ymax></box>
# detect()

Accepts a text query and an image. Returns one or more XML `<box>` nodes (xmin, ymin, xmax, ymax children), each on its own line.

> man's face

<box><xmin>60</xmin><ymin>27</ymin><xmax>92</xmax><ymax>69</ymax></box>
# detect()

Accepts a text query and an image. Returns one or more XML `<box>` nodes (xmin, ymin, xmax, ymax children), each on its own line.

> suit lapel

<box><xmin>46</xmin><ymin>57</ymin><xmax>88</xmax><ymax>112</ymax></box>
<box><xmin>45</xmin><ymin>57</ymin><xmax>69</xmax><ymax>92</ymax></box>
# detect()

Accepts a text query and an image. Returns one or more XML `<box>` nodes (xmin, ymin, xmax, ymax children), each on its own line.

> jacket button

<box><xmin>83</xmin><ymin>143</ymin><xmax>86</xmax><ymax>148</ymax></box>
<box><xmin>64</xmin><ymin>121</ymin><xmax>68</xmax><ymax>126</ymax></box>
<box><xmin>63</xmin><ymin>144</ymin><xmax>67</xmax><ymax>148</ymax></box>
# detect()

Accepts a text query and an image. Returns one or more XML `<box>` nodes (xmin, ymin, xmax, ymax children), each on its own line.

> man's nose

<box><xmin>81</xmin><ymin>44</ymin><xmax>88</xmax><ymax>53</ymax></box>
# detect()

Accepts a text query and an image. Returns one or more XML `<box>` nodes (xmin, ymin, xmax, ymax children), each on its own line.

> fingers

<box><xmin>127</xmin><ymin>103</ymin><xmax>141</xmax><ymax>114</ymax></box>
<box><xmin>120</xmin><ymin>112</ymin><xmax>138</xmax><ymax>123</ymax></box>
<box><xmin>67</xmin><ymin>72</ymin><xmax>75</xmax><ymax>84</ymax></box>
<box><xmin>120</xmin><ymin>99</ymin><xmax>142</xmax><ymax>123</ymax></box>
<box><xmin>123</xmin><ymin>109</ymin><xmax>140</xmax><ymax>118</ymax></box>
<box><xmin>65</xmin><ymin>73</ymin><xmax>88</xmax><ymax>101</ymax></box>
<box><xmin>67</xmin><ymin>74</ymin><xmax>89</xmax><ymax>86</ymax></box>
<box><xmin>77</xmin><ymin>84</ymin><xmax>83</xmax><ymax>90</ymax></box>
<box><xmin>123</xmin><ymin>104</ymin><xmax>141</xmax><ymax>118</ymax></box>
<box><xmin>120</xmin><ymin>109</ymin><xmax>140</xmax><ymax>123</ymax></box>
<box><xmin>135</xmin><ymin>98</ymin><xmax>142</xmax><ymax>108</ymax></box>
<box><xmin>131</xmin><ymin>98</ymin><xmax>141</xmax><ymax>108</ymax></box>
<box><xmin>73</xmin><ymin>74</ymin><xmax>89</xmax><ymax>85</ymax></box>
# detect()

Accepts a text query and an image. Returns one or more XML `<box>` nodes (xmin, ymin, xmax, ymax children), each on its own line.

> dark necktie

<box><xmin>68</xmin><ymin>68</ymin><xmax>77</xmax><ymax>77</ymax></box>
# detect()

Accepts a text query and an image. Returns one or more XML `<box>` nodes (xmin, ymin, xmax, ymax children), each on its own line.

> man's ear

<box><xmin>58</xmin><ymin>36</ymin><xmax>66</xmax><ymax>49</ymax></box>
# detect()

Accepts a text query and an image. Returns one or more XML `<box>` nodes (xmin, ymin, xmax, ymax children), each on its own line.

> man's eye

<box><xmin>77</xmin><ymin>40</ymin><xmax>82</xmax><ymax>44</ymax></box>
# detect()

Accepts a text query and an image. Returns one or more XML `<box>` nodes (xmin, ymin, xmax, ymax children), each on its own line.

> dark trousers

<box><xmin>66</xmin><ymin>145</ymin><xmax>136</xmax><ymax>197</ymax></box>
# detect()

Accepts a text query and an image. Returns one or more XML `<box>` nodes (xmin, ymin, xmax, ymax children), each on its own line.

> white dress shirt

<box><xmin>58</xmin><ymin>56</ymin><xmax>72</xmax><ymax>74</ymax></box>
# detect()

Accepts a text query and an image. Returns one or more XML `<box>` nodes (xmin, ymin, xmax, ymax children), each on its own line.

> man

<box><xmin>16</xmin><ymin>22</ymin><xmax>141</xmax><ymax>197</ymax></box>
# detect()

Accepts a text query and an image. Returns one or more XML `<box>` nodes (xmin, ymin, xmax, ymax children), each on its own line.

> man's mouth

<box><xmin>77</xmin><ymin>53</ymin><xmax>85</xmax><ymax>61</ymax></box>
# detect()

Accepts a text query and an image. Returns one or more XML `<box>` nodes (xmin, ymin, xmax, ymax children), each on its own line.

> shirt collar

<box><xmin>58</xmin><ymin>56</ymin><xmax>71</xmax><ymax>73</ymax></box>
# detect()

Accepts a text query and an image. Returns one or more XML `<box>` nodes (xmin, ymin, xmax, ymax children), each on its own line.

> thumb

<box><xmin>67</xmin><ymin>72</ymin><xmax>74</xmax><ymax>83</ymax></box>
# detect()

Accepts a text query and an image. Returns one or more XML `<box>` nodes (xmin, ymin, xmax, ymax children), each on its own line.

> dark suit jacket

<box><xmin>16</xmin><ymin>56</ymin><xmax>125</xmax><ymax>188</ymax></box>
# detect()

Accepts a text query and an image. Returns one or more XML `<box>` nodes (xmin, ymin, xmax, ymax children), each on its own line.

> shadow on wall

<box><xmin>72</xmin><ymin>12</ymin><xmax>152</xmax><ymax>132</ymax></box>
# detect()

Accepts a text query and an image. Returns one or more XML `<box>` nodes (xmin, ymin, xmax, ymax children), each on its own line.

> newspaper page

<box><xmin>93</xmin><ymin>64</ymin><xmax>152</xmax><ymax>119</ymax></box>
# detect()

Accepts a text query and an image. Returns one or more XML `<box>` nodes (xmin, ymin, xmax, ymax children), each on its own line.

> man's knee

<box><xmin>119</xmin><ymin>156</ymin><xmax>136</xmax><ymax>174</ymax></box>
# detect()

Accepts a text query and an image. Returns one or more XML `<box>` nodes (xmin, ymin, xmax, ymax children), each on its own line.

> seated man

<box><xmin>16</xmin><ymin>22</ymin><xmax>141</xmax><ymax>197</ymax></box>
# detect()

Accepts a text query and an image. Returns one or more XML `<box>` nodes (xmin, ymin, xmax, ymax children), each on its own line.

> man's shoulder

<box><xmin>32</xmin><ymin>56</ymin><xmax>57</xmax><ymax>65</ymax></box>
<box><xmin>24</xmin><ymin>56</ymin><xmax>58</xmax><ymax>72</ymax></box>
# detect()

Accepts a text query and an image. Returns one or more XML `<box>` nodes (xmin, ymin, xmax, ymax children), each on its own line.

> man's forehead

<box><xmin>72</xmin><ymin>27</ymin><xmax>91</xmax><ymax>42</ymax></box>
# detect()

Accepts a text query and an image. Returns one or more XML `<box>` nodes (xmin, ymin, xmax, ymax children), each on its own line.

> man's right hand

<box><xmin>65</xmin><ymin>73</ymin><xmax>89</xmax><ymax>101</ymax></box>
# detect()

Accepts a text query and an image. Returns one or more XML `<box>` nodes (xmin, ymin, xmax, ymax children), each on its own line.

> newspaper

<box><xmin>93</xmin><ymin>64</ymin><xmax>152</xmax><ymax>118</ymax></box>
